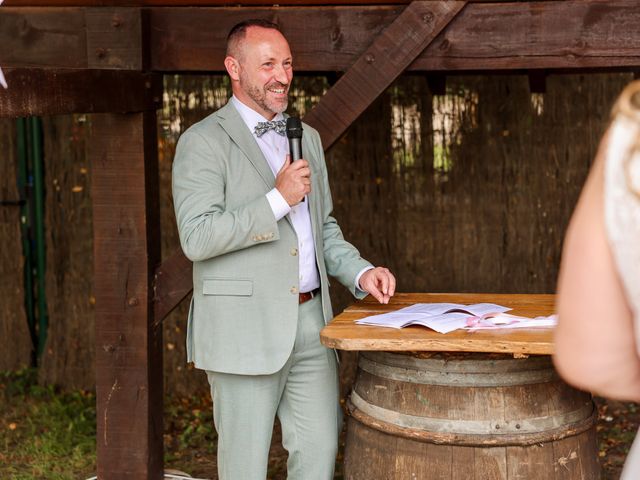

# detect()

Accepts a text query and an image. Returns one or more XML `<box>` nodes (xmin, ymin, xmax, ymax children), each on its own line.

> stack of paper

<box><xmin>354</xmin><ymin>303</ymin><xmax>556</xmax><ymax>334</ymax></box>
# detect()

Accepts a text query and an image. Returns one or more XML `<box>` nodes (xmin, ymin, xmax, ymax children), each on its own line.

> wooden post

<box><xmin>90</xmin><ymin>111</ymin><xmax>163</xmax><ymax>479</ymax></box>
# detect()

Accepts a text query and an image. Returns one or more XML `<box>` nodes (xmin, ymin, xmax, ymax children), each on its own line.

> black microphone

<box><xmin>286</xmin><ymin>117</ymin><xmax>303</xmax><ymax>163</ymax></box>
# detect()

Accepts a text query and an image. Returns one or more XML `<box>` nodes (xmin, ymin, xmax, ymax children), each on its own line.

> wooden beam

<box><xmin>415</xmin><ymin>0</ymin><xmax>640</xmax><ymax>71</ymax></box>
<box><xmin>3</xmin><ymin>0</ymin><xmax>414</xmax><ymax>5</ymax></box>
<box><xmin>0</xmin><ymin>7</ymin><xmax>144</xmax><ymax>70</ymax></box>
<box><xmin>149</xmin><ymin>1</ymin><xmax>640</xmax><ymax>72</ymax></box>
<box><xmin>303</xmin><ymin>1</ymin><xmax>467</xmax><ymax>149</ymax></box>
<box><xmin>85</xmin><ymin>7</ymin><xmax>146</xmax><ymax>70</ymax></box>
<box><xmin>2</xmin><ymin>0</ymin><xmax>540</xmax><ymax>5</ymax></box>
<box><xmin>0</xmin><ymin>69</ymin><xmax>161</xmax><ymax>117</ymax></box>
<box><xmin>5</xmin><ymin>3</ymin><xmax>640</xmax><ymax>72</ymax></box>
<box><xmin>90</xmin><ymin>111</ymin><xmax>163</xmax><ymax>479</ymax></box>
<box><xmin>149</xmin><ymin>6</ymin><xmax>397</xmax><ymax>73</ymax></box>
<box><xmin>153</xmin><ymin>250</ymin><xmax>192</xmax><ymax>323</ymax></box>
<box><xmin>0</xmin><ymin>8</ymin><xmax>86</xmax><ymax>69</ymax></box>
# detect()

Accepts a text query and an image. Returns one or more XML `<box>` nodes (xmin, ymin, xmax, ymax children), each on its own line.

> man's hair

<box><xmin>226</xmin><ymin>19</ymin><xmax>282</xmax><ymax>57</ymax></box>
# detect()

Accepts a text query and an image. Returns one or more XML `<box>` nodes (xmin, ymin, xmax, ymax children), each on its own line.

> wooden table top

<box><xmin>320</xmin><ymin>293</ymin><xmax>556</xmax><ymax>355</ymax></box>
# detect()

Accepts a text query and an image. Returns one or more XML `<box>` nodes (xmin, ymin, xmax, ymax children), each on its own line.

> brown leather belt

<box><xmin>299</xmin><ymin>288</ymin><xmax>320</xmax><ymax>304</ymax></box>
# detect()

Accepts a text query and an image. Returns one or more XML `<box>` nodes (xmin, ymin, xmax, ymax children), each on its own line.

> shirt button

<box><xmin>290</xmin><ymin>286</ymin><xmax>298</xmax><ymax>294</ymax></box>
<box><xmin>291</xmin><ymin>248</ymin><xmax>298</xmax><ymax>256</ymax></box>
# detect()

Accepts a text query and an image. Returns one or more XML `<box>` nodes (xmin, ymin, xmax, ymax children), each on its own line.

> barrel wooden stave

<box><xmin>344</xmin><ymin>352</ymin><xmax>599</xmax><ymax>479</ymax></box>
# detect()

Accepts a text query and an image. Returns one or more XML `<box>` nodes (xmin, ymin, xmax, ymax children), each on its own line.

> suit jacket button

<box><xmin>291</xmin><ymin>248</ymin><xmax>298</xmax><ymax>256</ymax></box>
<box><xmin>290</xmin><ymin>286</ymin><xmax>298</xmax><ymax>294</ymax></box>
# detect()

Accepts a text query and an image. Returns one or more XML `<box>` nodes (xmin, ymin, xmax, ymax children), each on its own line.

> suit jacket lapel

<box><xmin>217</xmin><ymin>101</ymin><xmax>276</xmax><ymax>189</ymax></box>
<box><xmin>217</xmin><ymin>100</ymin><xmax>295</xmax><ymax>229</ymax></box>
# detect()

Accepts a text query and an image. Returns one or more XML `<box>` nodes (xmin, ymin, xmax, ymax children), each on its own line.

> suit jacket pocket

<box><xmin>203</xmin><ymin>278</ymin><xmax>253</xmax><ymax>296</ymax></box>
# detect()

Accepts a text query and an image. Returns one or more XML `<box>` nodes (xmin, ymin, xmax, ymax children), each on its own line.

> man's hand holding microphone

<box><xmin>276</xmin><ymin>117</ymin><xmax>310</xmax><ymax>206</ymax></box>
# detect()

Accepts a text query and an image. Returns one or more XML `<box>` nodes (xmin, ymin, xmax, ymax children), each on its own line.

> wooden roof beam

<box><xmin>5</xmin><ymin>3</ymin><xmax>640</xmax><ymax>73</ymax></box>
<box><xmin>150</xmin><ymin>1</ymin><xmax>640</xmax><ymax>73</ymax></box>
<box><xmin>0</xmin><ymin>7</ymin><xmax>146</xmax><ymax>70</ymax></box>
<box><xmin>0</xmin><ymin>69</ymin><xmax>160</xmax><ymax>117</ymax></box>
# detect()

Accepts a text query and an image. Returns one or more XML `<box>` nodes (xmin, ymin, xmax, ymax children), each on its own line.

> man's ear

<box><xmin>224</xmin><ymin>56</ymin><xmax>240</xmax><ymax>81</ymax></box>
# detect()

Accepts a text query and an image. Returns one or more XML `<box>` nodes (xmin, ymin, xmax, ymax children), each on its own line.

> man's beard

<box><xmin>244</xmin><ymin>80</ymin><xmax>289</xmax><ymax>116</ymax></box>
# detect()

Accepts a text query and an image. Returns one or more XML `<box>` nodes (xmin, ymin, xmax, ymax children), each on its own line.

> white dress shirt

<box><xmin>232</xmin><ymin>96</ymin><xmax>372</xmax><ymax>294</ymax></box>
<box><xmin>232</xmin><ymin>96</ymin><xmax>321</xmax><ymax>293</ymax></box>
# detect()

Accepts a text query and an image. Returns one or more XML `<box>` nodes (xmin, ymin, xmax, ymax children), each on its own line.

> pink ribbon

<box><xmin>465</xmin><ymin>312</ymin><xmax>520</xmax><ymax>328</ymax></box>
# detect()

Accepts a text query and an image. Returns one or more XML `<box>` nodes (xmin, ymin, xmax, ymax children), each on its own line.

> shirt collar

<box><xmin>231</xmin><ymin>95</ymin><xmax>285</xmax><ymax>134</ymax></box>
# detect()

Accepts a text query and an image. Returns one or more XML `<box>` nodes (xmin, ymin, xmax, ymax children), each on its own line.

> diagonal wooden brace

<box><xmin>303</xmin><ymin>0</ymin><xmax>467</xmax><ymax>150</ymax></box>
<box><xmin>153</xmin><ymin>250</ymin><xmax>193</xmax><ymax>323</ymax></box>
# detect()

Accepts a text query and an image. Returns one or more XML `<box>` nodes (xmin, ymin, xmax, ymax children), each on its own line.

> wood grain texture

<box><xmin>0</xmin><ymin>69</ymin><xmax>161</xmax><ymax>117</ymax></box>
<box><xmin>149</xmin><ymin>6</ymin><xmax>381</xmax><ymax>72</ymax></box>
<box><xmin>344</xmin><ymin>351</ymin><xmax>599</xmax><ymax>479</ymax></box>
<box><xmin>85</xmin><ymin>7</ymin><xmax>144</xmax><ymax>69</ymax></box>
<box><xmin>90</xmin><ymin>112</ymin><xmax>163</xmax><ymax>479</ymax></box>
<box><xmin>320</xmin><ymin>293</ymin><xmax>556</xmax><ymax>354</ymax></box>
<box><xmin>0</xmin><ymin>8</ymin><xmax>86</xmax><ymax>69</ymax></box>
<box><xmin>149</xmin><ymin>2</ymin><xmax>640</xmax><ymax>72</ymax></box>
<box><xmin>2</xmin><ymin>0</ymin><xmax>524</xmax><ymax>5</ymax></box>
<box><xmin>1</xmin><ymin>7</ymin><xmax>144</xmax><ymax>70</ymax></box>
<box><xmin>303</xmin><ymin>1</ymin><xmax>467</xmax><ymax>149</ymax></box>
<box><xmin>4</xmin><ymin>2</ymin><xmax>640</xmax><ymax>72</ymax></box>
<box><xmin>38</xmin><ymin>115</ymin><xmax>95</xmax><ymax>389</ymax></box>
<box><xmin>415</xmin><ymin>0</ymin><xmax>640</xmax><ymax>71</ymax></box>
<box><xmin>0</xmin><ymin>119</ymin><xmax>32</xmax><ymax>370</ymax></box>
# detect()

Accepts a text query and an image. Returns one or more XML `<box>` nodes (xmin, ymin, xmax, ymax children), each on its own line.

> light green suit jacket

<box><xmin>172</xmin><ymin>100</ymin><xmax>372</xmax><ymax>375</ymax></box>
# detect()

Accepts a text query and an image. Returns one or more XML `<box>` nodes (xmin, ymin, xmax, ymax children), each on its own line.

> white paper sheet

<box><xmin>355</xmin><ymin>303</ymin><xmax>512</xmax><ymax>333</ymax></box>
<box><xmin>355</xmin><ymin>303</ymin><xmax>556</xmax><ymax>334</ymax></box>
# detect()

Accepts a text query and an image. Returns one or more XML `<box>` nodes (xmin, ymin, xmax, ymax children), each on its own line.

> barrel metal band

<box><xmin>359</xmin><ymin>354</ymin><xmax>557</xmax><ymax>387</ymax></box>
<box><xmin>349</xmin><ymin>390</ymin><xmax>597</xmax><ymax>446</ymax></box>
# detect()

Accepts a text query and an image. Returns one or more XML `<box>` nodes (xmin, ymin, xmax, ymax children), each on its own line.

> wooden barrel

<box><xmin>344</xmin><ymin>351</ymin><xmax>599</xmax><ymax>479</ymax></box>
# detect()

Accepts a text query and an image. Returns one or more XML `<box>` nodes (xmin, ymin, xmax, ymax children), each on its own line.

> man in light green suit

<box><xmin>172</xmin><ymin>19</ymin><xmax>396</xmax><ymax>480</ymax></box>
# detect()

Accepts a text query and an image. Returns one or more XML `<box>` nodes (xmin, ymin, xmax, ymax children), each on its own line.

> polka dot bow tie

<box><xmin>254</xmin><ymin>119</ymin><xmax>287</xmax><ymax>137</ymax></box>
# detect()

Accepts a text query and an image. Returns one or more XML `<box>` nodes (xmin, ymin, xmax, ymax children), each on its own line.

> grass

<box><xmin>0</xmin><ymin>369</ymin><xmax>96</xmax><ymax>479</ymax></box>
<box><xmin>0</xmin><ymin>368</ymin><xmax>637</xmax><ymax>479</ymax></box>
<box><xmin>0</xmin><ymin>369</ymin><xmax>285</xmax><ymax>479</ymax></box>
